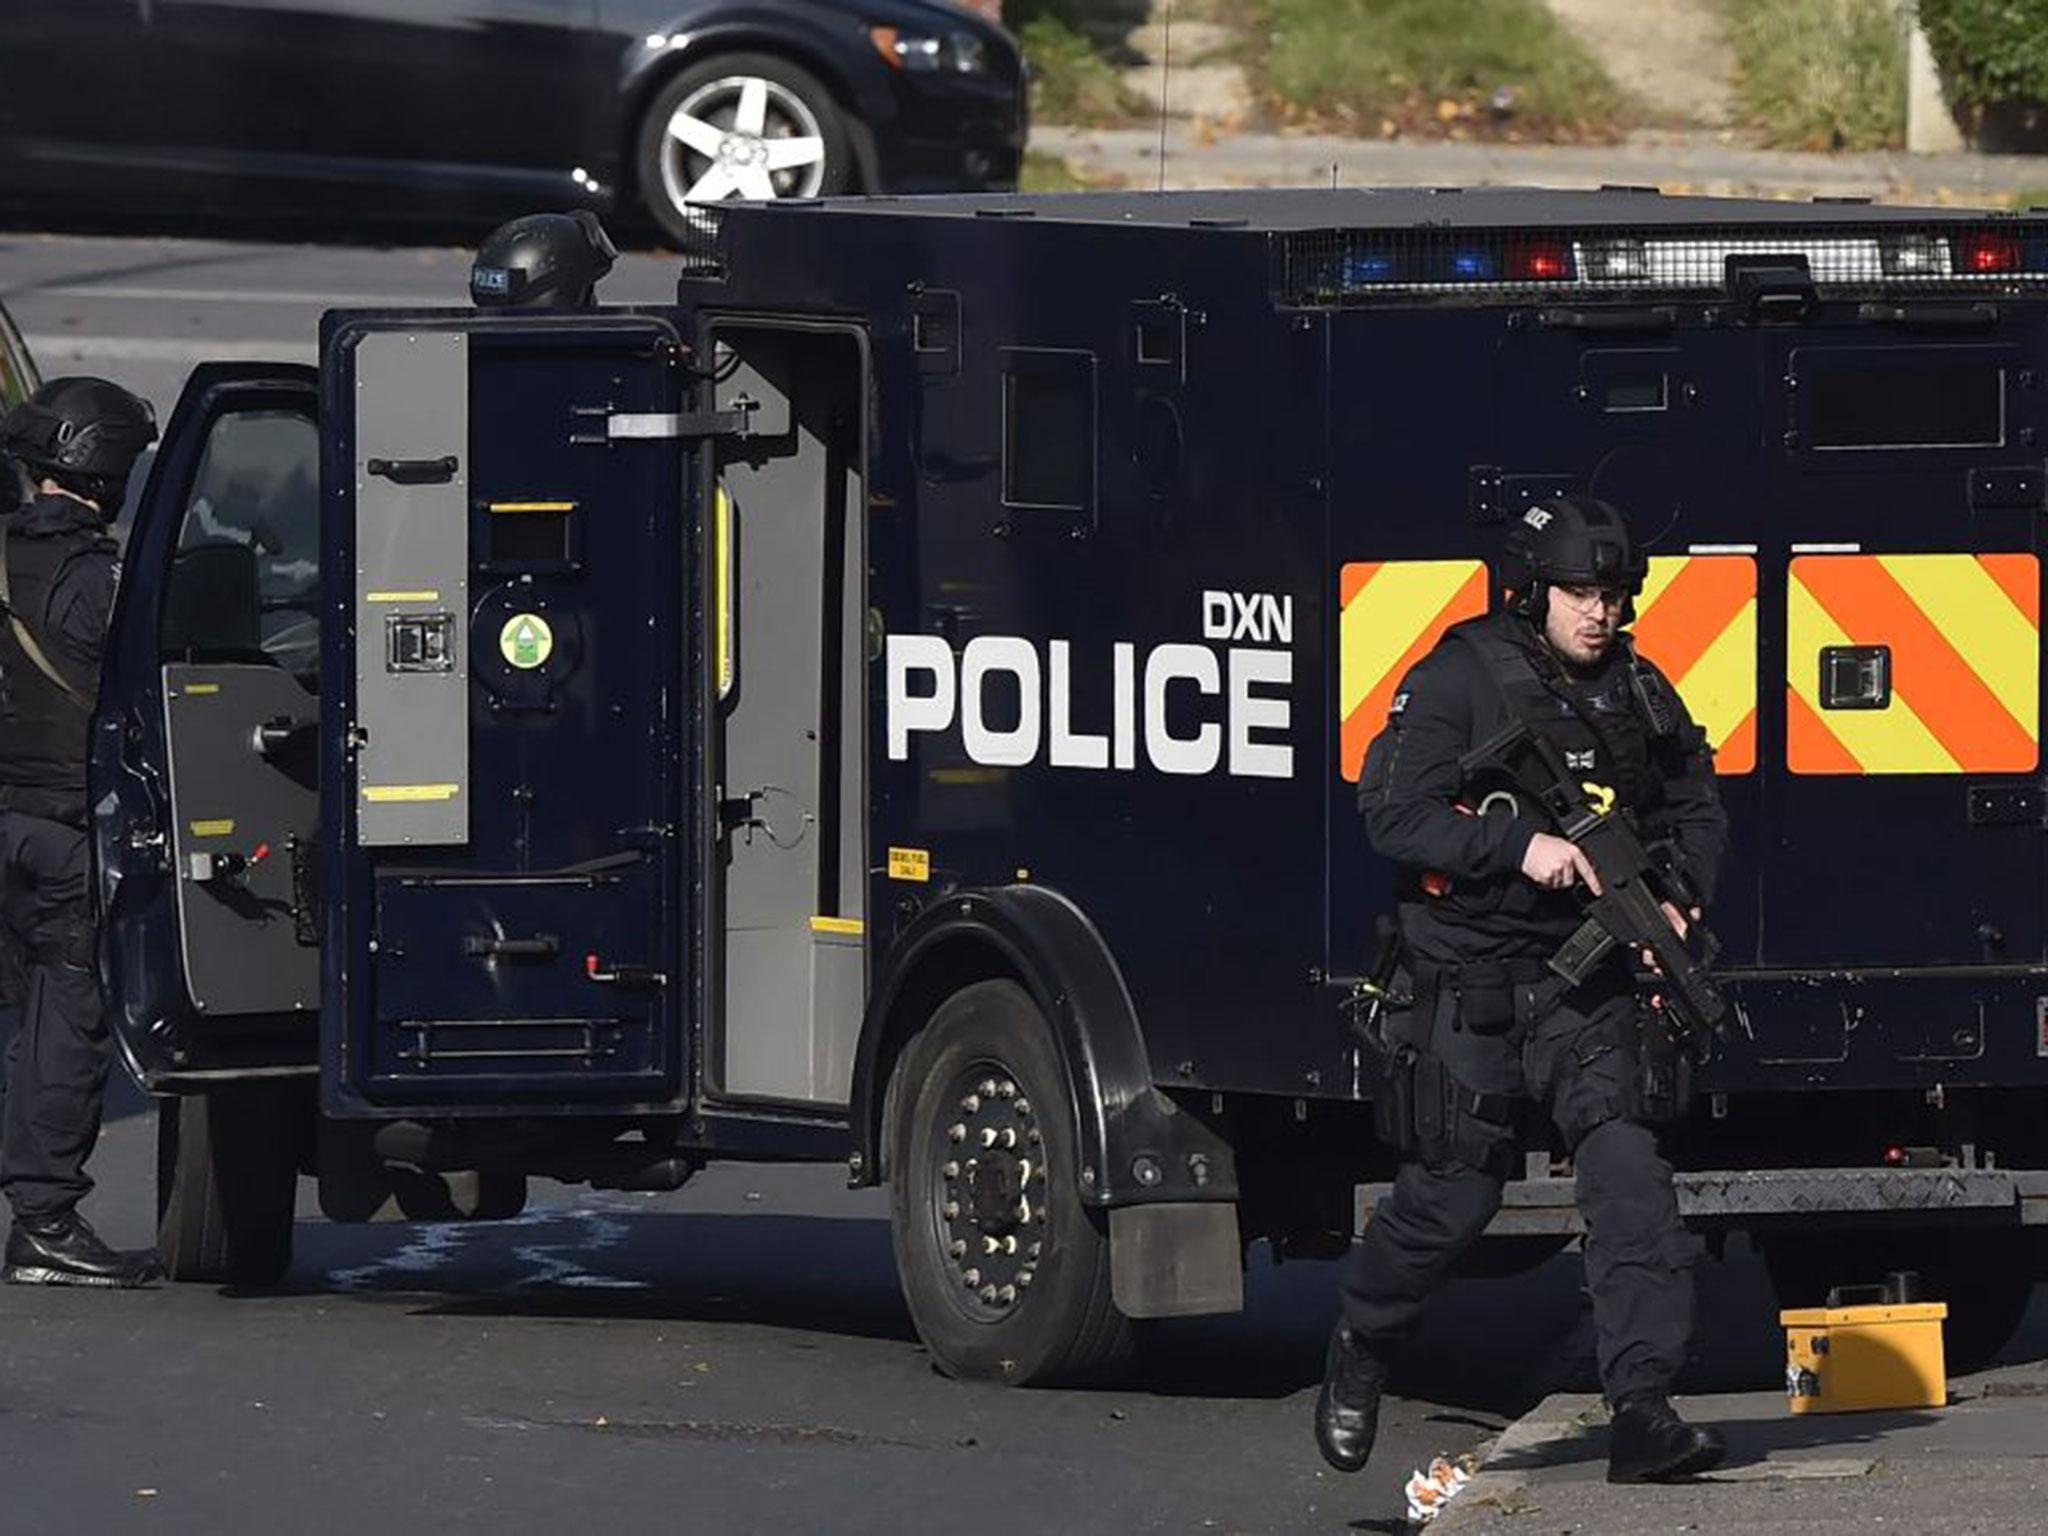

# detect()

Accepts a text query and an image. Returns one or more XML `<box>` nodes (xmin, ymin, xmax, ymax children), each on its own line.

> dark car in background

<box><xmin>0</xmin><ymin>1</ymin><xmax>1025</xmax><ymax>244</ymax></box>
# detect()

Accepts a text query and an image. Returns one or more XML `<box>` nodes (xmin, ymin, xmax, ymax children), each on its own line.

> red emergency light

<box><xmin>1506</xmin><ymin>240</ymin><xmax>1574</xmax><ymax>281</ymax></box>
<box><xmin>1959</xmin><ymin>229</ymin><xmax>2022</xmax><ymax>274</ymax></box>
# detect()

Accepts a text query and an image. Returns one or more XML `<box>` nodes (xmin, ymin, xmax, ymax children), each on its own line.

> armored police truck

<box><xmin>92</xmin><ymin>187</ymin><xmax>2048</xmax><ymax>1378</ymax></box>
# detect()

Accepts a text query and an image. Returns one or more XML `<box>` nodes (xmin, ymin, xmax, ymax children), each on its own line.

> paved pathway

<box><xmin>1032</xmin><ymin>122</ymin><xmax>2048</xmax><ymax>205</ymax></box>
<box><xmin>1545</xmin><ymin>0</ymin><xmax>1742</xmax><ymax>129</ymax></box>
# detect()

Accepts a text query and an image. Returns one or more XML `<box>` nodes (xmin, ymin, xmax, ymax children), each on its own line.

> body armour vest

<box><xmin>0</xmin><ymin>504</ymin><xmax>112</xmax><ymax>820</ymax></box>
<box><xmin>1412</xmin><ymin>615</ymin><xmax>1665</xmax><ymax>951</ymax></box>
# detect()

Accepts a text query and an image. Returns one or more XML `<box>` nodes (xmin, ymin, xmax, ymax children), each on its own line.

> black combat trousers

<box><xmin>1340</xmin><ymin>975</ymin><xmax>1700</xmax><ymax>1405</ymax></box>
<box><xmin>0</xmin><ymin>811</ymin><xmax>111</xmax><ymax>1223</ymax></box>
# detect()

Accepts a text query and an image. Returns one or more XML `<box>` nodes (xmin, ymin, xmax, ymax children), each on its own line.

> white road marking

<box><xmin>323</xmin><ymin>1203</ymin><xmax>648</xmax><ymax>1293</ymax></box>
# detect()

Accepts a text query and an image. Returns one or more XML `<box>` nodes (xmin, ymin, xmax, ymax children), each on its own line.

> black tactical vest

<box><xmin>0</xmin><ymin>503</ymin><xmax>112</xmax><ymax>819</ymax></box>
<box><xmin>1416</xmin><ymin>615</ymin><xmax>1666</xmax><ymax>947</ymax></box>
<box><xmin>1455</xmin><ymin>622</ymin><xmax>1657</xmax><ymax>816</ymax></box>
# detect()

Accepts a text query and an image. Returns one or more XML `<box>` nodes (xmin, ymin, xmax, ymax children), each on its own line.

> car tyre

<box><xmin>157</xmin><ymin>1082</ymin><xmax>303</xmax><ymax>1287</ymax></box>
<box><xmin>635</xmin><ymin>52</ymin><xmax>853</xmax><ymax>247</ymax></box>
<box><xmin>888</xmin><ymin>979</ymin><xmax>1133</xmax><ymax>1384</ymax></box>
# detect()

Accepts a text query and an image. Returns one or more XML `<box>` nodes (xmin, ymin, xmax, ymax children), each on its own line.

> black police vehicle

<box><xmin>93</xmin><ymin>187</ymin><xmax>2048</xmax><ymax>1376</ymax></box>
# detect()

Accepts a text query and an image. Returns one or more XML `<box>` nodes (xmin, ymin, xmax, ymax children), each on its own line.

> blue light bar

<box><xmin>1342</xmin><ymin>251</ymin><xmax>1398</xmax><ymax>285</ymax></box>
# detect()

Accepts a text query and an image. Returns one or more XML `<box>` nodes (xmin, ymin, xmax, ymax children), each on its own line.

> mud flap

<box><xmin>1108</xmin><ymin>1201</ymin><xmax>1244</xmax><ymax>1318</ymax></box>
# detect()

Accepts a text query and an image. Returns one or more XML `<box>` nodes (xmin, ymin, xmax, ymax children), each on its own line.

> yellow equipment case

<box><xmin>1782</xmin><ymin>1274</ymin><xmax>1948</xmax><ymax>1414</ymax></box>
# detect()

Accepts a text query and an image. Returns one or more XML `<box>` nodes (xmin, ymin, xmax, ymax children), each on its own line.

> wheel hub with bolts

<box><xmin>662</xmin><ymin>74</ymin><xmax>828</xmax><ymax>206</ymax></box>
<box><xmin>936</xmin><ymin>1069</ymin><xmax>1045</xmax><ymax>1311</ymax></box>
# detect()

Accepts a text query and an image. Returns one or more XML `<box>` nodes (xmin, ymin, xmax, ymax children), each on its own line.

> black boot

<box><xmin>1315</xmin><ymin>1326</ymin><xmax>1390</xmax><ymax>1473</ymax></box>
<box><xmin>1606</xmin><ymin>1395</ymin><xmax>1725</xmax><ymax>1484</ymax></box>
<box><xmin>5</xmin><ymin>1213</ymin><xmax>163</xmax><ymax>1288</ymax></box>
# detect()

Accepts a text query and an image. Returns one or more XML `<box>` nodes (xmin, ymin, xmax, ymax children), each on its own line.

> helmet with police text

<box><xmin>471</xmin><ymin>211</ymin><xmax>618</xmax><ymax>309</ymax></box>
<box><xmin>0</xmin><ymin>375</ymin><xmax>158</xmax><ymax>511</ymax></box>
<box><xmin>1498</xmin><ymin>493</ymin><xmax>1646</xmax><ymax>620</ymax></box>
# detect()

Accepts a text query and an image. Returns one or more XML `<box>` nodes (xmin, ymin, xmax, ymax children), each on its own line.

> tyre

<box><xmin>635</xmin><ymin>52</ymin><xmax>853</xmax><ymax>247</ymax></box>
<box><xmin>887</xmin><ymin>979</ymin><xmax>1132</xmax><ymax>1384</ymax></box>
<box><xmin>1761</xmin><ymin>1229</ymin><xmax>2037</xmax><ymax>1374</ymax></box>
<box><xmin>157</xmin><ymin>1082</ymin><xmax>304</xmax><ymax>1287</ymax></box>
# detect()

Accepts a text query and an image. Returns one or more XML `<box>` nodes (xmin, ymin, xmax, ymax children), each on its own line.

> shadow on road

<box><xmin>135</xmin><ymin>1185</ymin><xmax>2048</xmax><ymax>1415</ymax></box>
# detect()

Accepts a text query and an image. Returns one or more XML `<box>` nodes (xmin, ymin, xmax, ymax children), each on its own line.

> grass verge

<box><xmin>1721</xmin><ymin>0</ymin><xmax>1905</xmax><ymax>150</ymax></box>
<box><xmin>1010</xmin><ymin>7</ymin><xmax>1149</xmax><ymax>126</ymax></box>
<box><xmin>1019</xmin><ymin>149</ymin><xmax>1123</xmax><ymax>192</ymax></box>
<box><xmin>1243</xmin><ymin>0</ymin><xmax>1626</xmax><ymax>141</ymax></box>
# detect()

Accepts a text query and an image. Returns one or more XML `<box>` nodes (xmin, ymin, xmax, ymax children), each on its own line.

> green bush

<box><xmin>1918</xmin><ymin>0</ymin><xmax>2048</xmax><ymax>132</ymax></box>
<box><xmin>1005</xmin><ymin>6</ymin><xmax>1147</xmax><ymax>125</ymax></box>
<box><xmin>1721</xmin><ymin>0</ymin><xmax>1905</xmax><ymax>151</ymax></box>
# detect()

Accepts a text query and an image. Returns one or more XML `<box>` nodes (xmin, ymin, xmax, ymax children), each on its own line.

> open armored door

<box><xmin>92</xmin><ymin>363</ymin><xmax>324</xmax><ymax>1086</ymax></box>
<box><xmin>324</xmin><ymin>314</ymin><xmax>691</xmax><ymax>1115</ymax></box>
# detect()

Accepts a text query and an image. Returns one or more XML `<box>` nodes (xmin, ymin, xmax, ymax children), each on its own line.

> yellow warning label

<box><xmin>366</xmin><ymin>590</ymin><xmax>441</xmax><ymax>604</ymax></box>
<box><xmin>888</xmin><ymin>847</ymin><xmax>931</xmax><ymax>883</ymax></box>
<box><xmin>361</xmin><ymin>783</ymin><xmax>460</xmax><ymax>803</ymax></box>
<box><xmin>188</xmin><ymin>818</ymin><xmax>235</xmax><ymax>839</ymax></box>
<box><xmin>181</xmin><ymin>683</ymin><xmax>221</xmax><ymax>697</ymax></box>
<box><xmin>715</xmin><ymin>485</ymin><xmax>734</xmax><ymax>700</ymax></box>
<box><xmin>499</xmin><ymin>612</ymin><xmax>555</xmax><ymax>670</ymax></box>
<box><xmin>809</xmin><ymin>916</ymin><xmax>866</xmax><ymax>937</ymax></box>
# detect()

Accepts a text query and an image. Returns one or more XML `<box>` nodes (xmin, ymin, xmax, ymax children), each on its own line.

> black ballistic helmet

<box><xmin>0</xmin><ymin>375</ymin><xmax>158</xmax><ymax>510</ymax></box>
<box><xmin>1499</xmin><ymin>493</ymin><xmax>1646</xmax><ymax>621</ymax></box>
<box><xmin>471</xmin><ymin>210</ymin><xmax>618</xmax><ymax>309</ymax></box>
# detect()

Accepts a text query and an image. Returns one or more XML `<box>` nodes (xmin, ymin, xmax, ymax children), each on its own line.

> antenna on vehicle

<box><xmin>1155</xmin><ymin>0</ymin><xmax>1174</xmax><ymax>193</ymax></box>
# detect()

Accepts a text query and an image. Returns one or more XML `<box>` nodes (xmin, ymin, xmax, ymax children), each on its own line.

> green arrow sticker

<box><xmin>499</xmin><ymin>612</ymin><xmax>554</xmax><ymax>670</ymax></box>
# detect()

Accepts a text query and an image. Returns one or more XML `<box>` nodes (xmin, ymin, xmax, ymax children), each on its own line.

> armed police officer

<box><xmin>0</xmin><ymin>376</ymin><xmax>163</xmax><ymax>1287</ymax></box>
<box><xmin>1318</xmin><ymin>495</ymin><xmax>1728</xmax><ymax>1485</ymax></box>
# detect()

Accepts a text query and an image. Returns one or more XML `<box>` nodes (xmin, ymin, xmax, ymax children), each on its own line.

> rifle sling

<box><xmin>0</xmin><ymin>515</ymin><xmax>91</xmax><ymax>711</ymax></box>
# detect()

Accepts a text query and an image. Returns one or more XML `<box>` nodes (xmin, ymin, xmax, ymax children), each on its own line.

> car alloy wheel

<box><xmin>660</xmin><ymin>74</ymin><xmax>829</xmax><ymax>207</ymax></box>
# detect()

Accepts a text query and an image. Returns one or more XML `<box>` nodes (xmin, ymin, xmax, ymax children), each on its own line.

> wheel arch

<box><xmin>851</xmin><ymin>884</ymin><xmax>1236</xmax><ymax>1209</ymax></box>
<box><xmin>617</xmin><ymin>26</ymin><xmax>884</xmax><ymax>201</ymax></box>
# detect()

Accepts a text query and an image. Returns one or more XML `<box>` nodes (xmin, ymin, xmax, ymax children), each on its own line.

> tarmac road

<box><xmin>5</xmin><ymin>225</ymin><xmax>2048</xmax><ymax>1534</ymax></box>
<box><xmin>3</xmin><ymin>1103</ymin><xmax>1534</xmax><ymax>1536</ymax></box>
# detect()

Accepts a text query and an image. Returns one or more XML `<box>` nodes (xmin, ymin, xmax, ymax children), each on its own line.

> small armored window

<box><xmin>1001</xmin><ymin>348</ymin><xmax>1095</xmax><ymax>514</ymax></box>
<box><xmin>1820</xmin><ymin>645</ymin><xmax>1891</xmax><ymax>710</ymax></box>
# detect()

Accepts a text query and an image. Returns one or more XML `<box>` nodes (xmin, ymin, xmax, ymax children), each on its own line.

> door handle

<box><xmin>253</xmin><ymin>716</ymin><xmax>315</xmax><ymax>758</ymax></box>
<box><xmin>366</xmin><ymin>454</ymin><xmax>458</xmax><ymax>485</ymax></box>
<box><xmin>462</xmin><ymin>934</ymin><xmax>561</xmax><ymax>960</ymax></box>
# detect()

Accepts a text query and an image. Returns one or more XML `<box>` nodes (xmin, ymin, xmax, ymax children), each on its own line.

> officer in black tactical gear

<box><xmin>1319</xmin><ymin>495</ymin><xmax>1729</xmax><ymax>1484</ymax></box>
<box><xmin>470</xmin><ymin>210</ymin><xmax>617</xmax><ymax>309</ymax></box>
<box><xmin>0</xmin><ymin>375</ymin><xmax>163</xmax><ymax>1287</ymax></box>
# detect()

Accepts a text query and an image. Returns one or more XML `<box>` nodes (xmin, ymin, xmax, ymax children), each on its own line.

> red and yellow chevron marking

<box><xmin>1788</xmin><ymin>553</ymin><xmax>2039</xmax><ymax>775</ymax></box>
<box><xmin>1339</xmin><ymin>560</ymin><xmax>1488</xmax><ymax>781</ymax></box>
<box><xmin>1633</xmin><ymin>555</ymin><xmax>1758</xmax><ymax>775</ymax></box>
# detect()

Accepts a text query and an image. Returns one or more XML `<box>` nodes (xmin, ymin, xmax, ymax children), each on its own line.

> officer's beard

<box><xmin>1541</xmin><ymin>607</ymin><xmax>1620</xmax><ymax>674</ymax></box>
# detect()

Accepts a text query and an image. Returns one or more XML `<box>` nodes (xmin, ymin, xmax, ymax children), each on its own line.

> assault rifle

<box><xmin>1458</xmin><ymin>720</ymin><xmax>1727</xmax><ymax>1055</ymax></box>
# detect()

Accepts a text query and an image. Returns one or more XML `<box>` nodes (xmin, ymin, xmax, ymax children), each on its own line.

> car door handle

<box><xmin>366</xmin><ymin>454</ymin><xmax>458</xmax><ymax>485</ymax></box>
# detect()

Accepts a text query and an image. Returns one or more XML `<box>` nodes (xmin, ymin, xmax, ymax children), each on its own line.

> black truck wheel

<box><xmin>157</xmin><ymin>1083</ymin><xmax>303</xmax><ymax>1287</ymax></box>
<box><xmin>1761</xmin><ymin>1229</ymin><xmax>2036</xmax><ymax>1374</ymax></box>
<box><xmin>888</xmin><ymin>980</ymin><xmax>1131</xmax><ymax>1384</ymax></box>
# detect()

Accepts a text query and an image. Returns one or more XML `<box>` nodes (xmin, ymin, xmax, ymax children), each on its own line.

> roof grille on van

<box><xmin>1277</xmin><ymin>223</ymin><xmax>2048</xmax><ymax>307</ymax></box>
